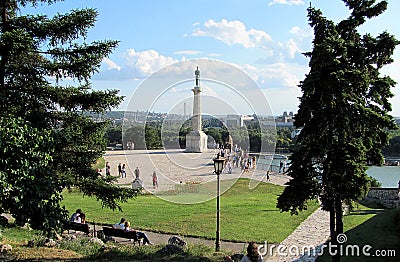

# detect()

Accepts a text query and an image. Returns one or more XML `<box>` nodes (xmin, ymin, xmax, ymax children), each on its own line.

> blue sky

<box><xmin>22</xmin><ymin>0</ymin><xmax>400</xmax><ymax>116</ymax></box>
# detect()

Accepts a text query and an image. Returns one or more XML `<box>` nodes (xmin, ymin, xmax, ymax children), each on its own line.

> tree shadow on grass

<box><xmin>318</xmin><ymin>200</ymin><xmax>400</xmax><ymax>262</ymax></box>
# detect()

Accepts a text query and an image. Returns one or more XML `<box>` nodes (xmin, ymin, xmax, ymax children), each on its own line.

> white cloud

<box><xmin>241</xmin><ymin>62</ymin><xmax>307</xmax><ymax>88</ymax></box>
<box><xmin>123</xmin><ymin>49</ymin><xmax>178</xmax><ymax>76</ymax></box>
<box><xmin>289</xmin><ymin>26</ymin><xmax>313</xmax><ymax>38</ymax></box>
<box><xmin>286</xmin><ymin>26</ymin><xmax>314</xmax><ymax>59</ymax></box>
<box><xmin>264</xmin><ymin>63</ymin><xmax>302</xmax><ymax>87</ymax></box>
<box><xmin>192</xmin><ymin>19</ymin><xmax>272</xmax><ymax>49</ymax></box>
<box><xmin>174</xmin><ymin>50</ymin><xmax>202</xmax><ymax>55</ymax></box>
<box><xmin>287</xmin><ymin>39</ymin><xmax>300</xmax><ymax>58</ymax></box>
<box><xmin>241</xmin><ymin>64</ymin><xmax>261</xmax><ymax>82</ymax></box>
<box><xmin>207</xmin><ymin>53</ymin><xmax>223</xmax><ymax>57</ymax></box>
<box><xmin>103</xmin><ymin>58</ymin><xmax>121</xmax><ymax>71</ymax></box>
<box><xmin>268</xmin><ymin>0</ymin><xmax>305</xmax><ymax>6</ymax></box>
<box><xmin>191</xmin><ymin>19</ymin><xmax>310</xmax><ymax>61</ymax></box>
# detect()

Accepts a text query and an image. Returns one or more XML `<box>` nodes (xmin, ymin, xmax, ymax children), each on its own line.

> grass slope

<box><xmin>62</xmin><ymin>178</ymin><xmax>319</xmax><ymax>243</ymax></box>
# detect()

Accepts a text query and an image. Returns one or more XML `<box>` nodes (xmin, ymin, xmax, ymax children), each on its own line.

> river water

<box><xmin>259</xmin><ymin>156</ymin><xmax>399</xmax><ymax>188</ymax></box>
<box><xmin>366</xmin><ymin>166</ymin><xmax>400</xmax><ymax>188</ymax></box>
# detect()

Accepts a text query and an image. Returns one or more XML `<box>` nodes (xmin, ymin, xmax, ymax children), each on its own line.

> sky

<box><xmin>21</xmin><ymin>0</ymin><xmax>400</xmax><ymax>116</ymax></box>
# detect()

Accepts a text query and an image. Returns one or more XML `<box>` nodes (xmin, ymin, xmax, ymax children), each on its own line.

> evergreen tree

<box><xmin>0</xmin><ymin>0</ymin><xmax>137</xmax><ymax>233</ymax></box>
<box><xmin>277</xmin><ymin>1</ymin><xmax>398</xmax><ymax>260</ymax></box>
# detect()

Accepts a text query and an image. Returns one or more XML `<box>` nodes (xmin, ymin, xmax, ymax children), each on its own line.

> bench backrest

<box><xmin>63</xmin><ymin>221</ymin><xmax>90</xmax><ymax>234</ymax></box>
<box><xmin>102</xmin><ymin>227</ymin><xmax>138</xmax><ymax>240</ymax></box>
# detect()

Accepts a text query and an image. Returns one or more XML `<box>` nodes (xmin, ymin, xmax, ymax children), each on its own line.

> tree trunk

<box><xmin>329</xmin><ymin>204</ymin><xmax>337</xmax><ymax>262</ymax></box>
<box><xmin>332</xmin><ymin>198</ymin><xmax>343</xmax><ymax>262</ymax></box>
<box><xmin>335</xmin><ymin>199</ymin><xmax>343</xmax><ymax>235</ymax></box>
<box><xmin>329</xmin><ymin>206</ymin><xmax>336</xmax><ymax>243</ymax></box>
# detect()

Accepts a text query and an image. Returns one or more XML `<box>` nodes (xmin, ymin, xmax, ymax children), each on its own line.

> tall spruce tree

<box><xmin>277</xmin><ymin>0</ymin><xmax>398</xmax><ymax>260</ymax></box>
<box><xmin>0</xmin><ymin>0</ymin><xmax>136</xmax><ymax>233</ymax></box>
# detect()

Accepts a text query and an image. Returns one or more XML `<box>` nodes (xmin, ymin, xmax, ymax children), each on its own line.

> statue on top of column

<box><xmin>195</xmin><ymin>66</ymin><xmax>200</xmax><ymax>87</ymax></box>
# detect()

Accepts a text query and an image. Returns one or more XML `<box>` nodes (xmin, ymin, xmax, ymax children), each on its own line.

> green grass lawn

<box><xmin>317</xmin><ymin>200</ymin><xmax>400</xmax><ymax>262</ymax></box>
<box><xmin>92</xmin><ymin>157</ymin><xmax>105</xmax><ymax>170</ymax></box>
<box><xmin>62</xmin><ymin>178</ymin><xmax>319</xmax><ymax>243</ymax></box>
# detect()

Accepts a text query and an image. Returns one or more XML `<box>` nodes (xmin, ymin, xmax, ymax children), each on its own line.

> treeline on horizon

<box><xmin>104</xmin><ymin>116</ymin><xmax>400</xmax><ymax>156</ymax></box>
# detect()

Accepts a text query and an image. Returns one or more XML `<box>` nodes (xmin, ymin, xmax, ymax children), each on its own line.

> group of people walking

<box><xmin>117</xmin><ymin>163</ymin><xmax>128</xmax><ymax>178</ymax></box>
<box><xmin>104</xmin><ymin>161</ymin><xmax>158</xmax><ymax>189</ymax></box>
<box><xmin>217</xmin><ymin>145</ymin><xmax>258</xmax><ymax>174</ymax></box>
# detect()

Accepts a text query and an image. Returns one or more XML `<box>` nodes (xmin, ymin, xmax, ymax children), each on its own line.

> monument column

<box><xmin>192</xmin><ymin>67</ymin><xmax>201</xmax><ymax>132</ymax></box>
<box><xmin>185</xmin><ymin>67</ymin><xmax>208</xmax><ymax>153</ymax></box>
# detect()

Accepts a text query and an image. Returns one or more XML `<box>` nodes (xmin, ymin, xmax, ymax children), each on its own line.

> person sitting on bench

<box><xmin>70</xmin><ymin>209</ymin><xmax>82</xmax><ymax>223</ymax></box>
<box><xmin>80</xmin><ymin>213</ymin><xmax>88</xmax><ymax>224</ymax></box>
<box><xmin>64</xmin><ymin>209</ymin><xmax>90</xmax><ymax>234</ymax></box>
<box><xmin>124</xmin><ymin>221</ymin><xmax>153</xmax><ymax>245</ymax></box>
<box><xmin>113</xmin><ymin>217</ymin><xmax>126</xmax><ymax>229</ymax></box>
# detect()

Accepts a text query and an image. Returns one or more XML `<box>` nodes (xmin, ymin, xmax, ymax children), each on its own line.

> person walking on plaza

<box><xmin>283</xmin><ymin>160</ymin><xmax>287</xmax><ymax>173</ymax></box>
<box><xmin>121</xmin><ymin>164</ymin><xmax>127</xmax><ymax>178</ymax></box>
<box><xmin>152</xmin><ymin>171</ymin><xmax>158</xmax><ymax>189</ymax></box>
<box><xmin>279</xmin><ymin>161</ymin><xmax>283</xmax><ymax>173</ymax></box>
<box><xmin>134</xmin><ymin>167</ymin><xmax>140</xmax><ymax>180</ymax></box>
<box><xmin>226</xmin><ymin>161</ymin><xmax>232</xmax><ymax>174</ymax></box>
<box><xmin>105</xmin><ymin>162</ymin><xmax>111</xmax><ymax>176</ymax></box>
<box><xmin>118</xmin><ymin>163</ymin><xmax>122</xmax><ymax>177</ymax></box>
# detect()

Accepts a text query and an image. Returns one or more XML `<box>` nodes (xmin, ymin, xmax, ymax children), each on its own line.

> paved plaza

<box><xmin>103</xmin><ymin>149</ymin><xmax>291</xmax><ymax>189</ymax></box>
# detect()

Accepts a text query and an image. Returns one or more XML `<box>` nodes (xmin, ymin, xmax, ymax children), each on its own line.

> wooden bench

<box><xmin>63</xmin><ymin>221</ymin><xmax>90</xmax><ymax>235</ymax></box>
<box><xmin>102</xmin><ymin>227</ymin><xmax>142</xmax><ymax>245</ymax></box>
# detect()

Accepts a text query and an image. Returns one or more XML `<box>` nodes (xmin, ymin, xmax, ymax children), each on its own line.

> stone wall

<box><xmin>365</xmin><ymin>188</ymin><xmax>400</xmax><ymax>208</ymax></box>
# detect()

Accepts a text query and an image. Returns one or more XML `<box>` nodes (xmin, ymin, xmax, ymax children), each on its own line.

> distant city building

<box><xmin>86</xmin><ymin>109</ymin><xmax>301</xmax><ymax>129</ymax></box>
<box><xmin>258</xmin><ymin>116</ymin><xmax>275</xmax><ymax>127</ymax></box>
<box><xmin>275</xmin><ymin>111</ymin><xmax>294</xmax><ymax>127</ymax></box>
<box><xmin>220</xmin><ymin>114</ymin><xmax>254</xmax><ymax>128</ymax></box>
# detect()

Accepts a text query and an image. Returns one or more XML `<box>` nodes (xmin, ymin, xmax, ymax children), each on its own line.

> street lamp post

<box><xmin>213</xmin><ymin>154</ymin><xmax>225</xmax><ymax>252</ymax></box>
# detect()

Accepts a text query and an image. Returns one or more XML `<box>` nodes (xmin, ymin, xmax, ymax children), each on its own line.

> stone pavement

<box><xmin>102</xmin><ymin>150</ymin><xmax>331</xmax><ymax>261</ymax></box>
<box><xmin>103</xmin><ymin>149</ymin><xmax>290</xmax><ymax>189</ymax></box>
<box><xmin>267</xmin><ymin>208</ymin><xmax>330</xmax><ymax>262</ymax></box>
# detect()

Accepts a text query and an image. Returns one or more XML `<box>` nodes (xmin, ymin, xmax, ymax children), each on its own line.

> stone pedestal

<box><xmin>185</xmin><ymin>130</ymin><xmax>208</xmax><ymax>153</ymax></box>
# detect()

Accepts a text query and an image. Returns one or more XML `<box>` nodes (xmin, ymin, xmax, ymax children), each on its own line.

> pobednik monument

<box><xmin>185</xmin><ymin>67</ymin><xmax>208</xmax><ymax>152</ymax></box>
